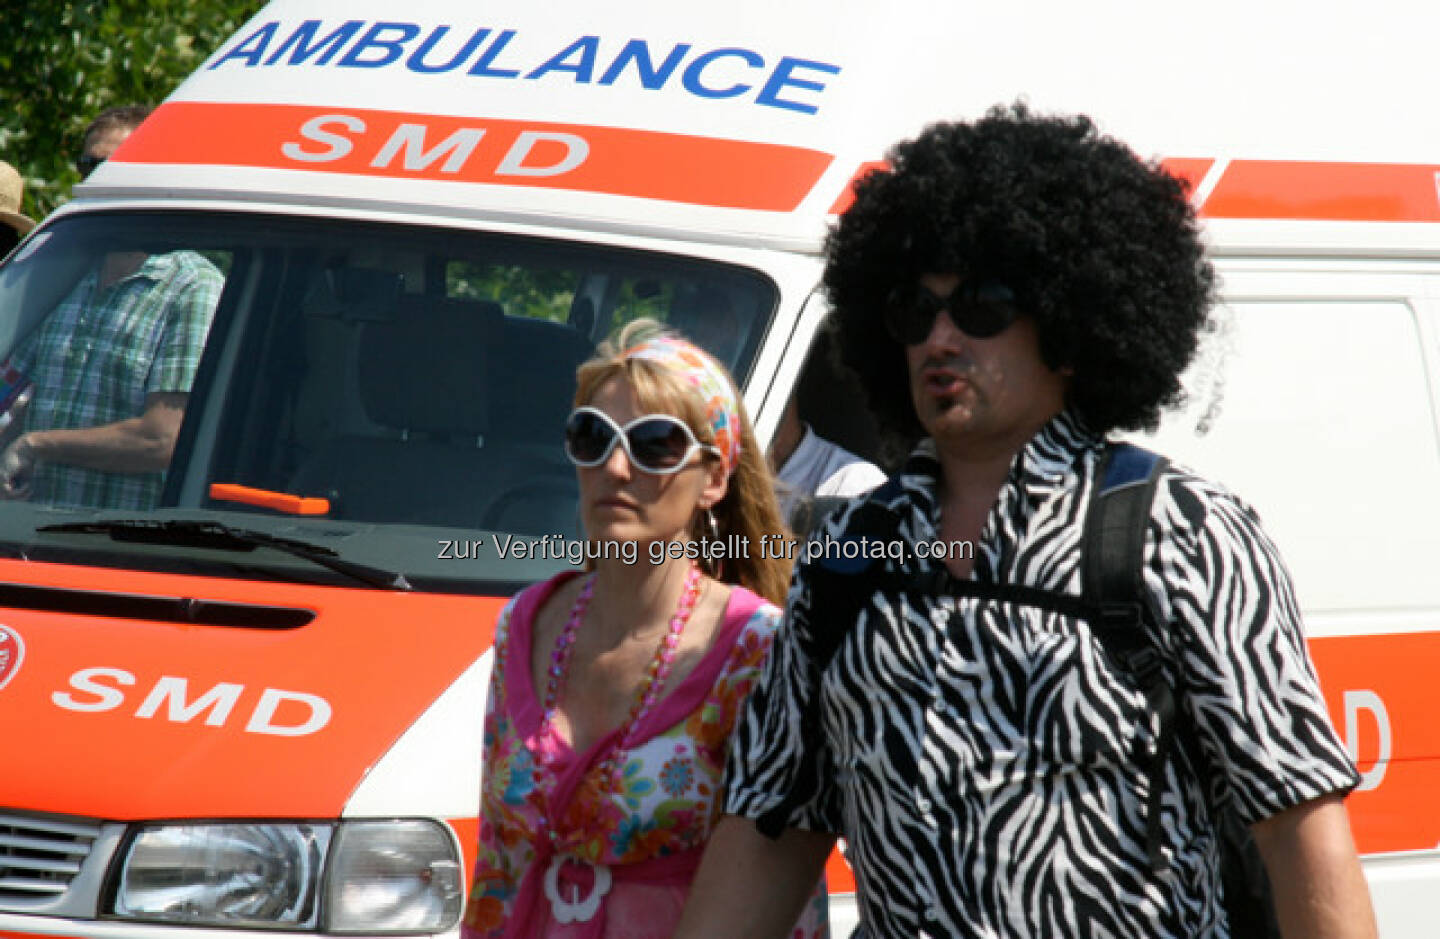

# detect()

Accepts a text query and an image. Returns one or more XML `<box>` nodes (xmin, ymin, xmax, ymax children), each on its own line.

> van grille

<box><xmin>0</xmin><ymin>812</ymin><xmax>101</xmax><ymax>905</ymax></box>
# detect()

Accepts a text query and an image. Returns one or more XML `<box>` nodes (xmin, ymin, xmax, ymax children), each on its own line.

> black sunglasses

<box><xmin>563</xmin><ymin>407</ymin><xmax>720</xmax><ymax>475</ymax></box>
<box><xmin>884</xmin><ymin>281</ymin><xmax>1021</xmax><ymax>344</ymax></box>
<box><xmin>76</xmin><ymin>154</ymin><xmax>106</xmax><ymax>179</ymax></box>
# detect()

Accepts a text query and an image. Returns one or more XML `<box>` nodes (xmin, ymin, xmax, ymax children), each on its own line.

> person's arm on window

<box><xmin>0</xmin><ymin>392</ymin><xmax>186</xmax><ymax>496</ymax></box>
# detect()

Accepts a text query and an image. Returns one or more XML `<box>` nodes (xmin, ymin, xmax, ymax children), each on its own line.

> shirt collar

<box><xmin>1013</xmin><ymin>408</ymin><xmax>1104</xmax><ymax>504</ymax></box>
<box><xmin>130</xmin><ymin>253</ymin><xmax>175</xmax><ymax>283</ymax></box>
<box><xmin>882</xmin><ymin>408</ymin><xmax>1104</xmax><ymax>536</ymax></box>
<box><xmin>781</xmin><ymin>423</ymin><xmax>819</xmax><ymax>474</ymax></box>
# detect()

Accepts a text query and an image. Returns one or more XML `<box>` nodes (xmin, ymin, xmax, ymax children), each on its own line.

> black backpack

<box><xmin>758</xmin><ymin>442</ymin><xmax>1279</xmax><ymax>937</ymax></box>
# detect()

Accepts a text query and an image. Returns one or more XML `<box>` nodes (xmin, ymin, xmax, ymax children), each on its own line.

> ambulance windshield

<box><xmin>0</xmin><ymin>211</ymin><xmax>776</xmax><ymax>591</ymax></box>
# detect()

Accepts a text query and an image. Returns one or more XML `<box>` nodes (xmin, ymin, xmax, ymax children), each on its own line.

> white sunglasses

<box><xmin>563</xmin><ymin>406</ymin><xmax>721</xmax><ymax>475</ymax></box>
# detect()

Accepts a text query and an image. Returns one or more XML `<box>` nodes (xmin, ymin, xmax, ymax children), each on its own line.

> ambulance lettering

<box><xmin>281</xmin><ymin>114</ymin><xmax>363</xmax><ymax>162</ymax></box>
<box><xmin>52</xmin><ymin>667</ymin><xmax>332</xmax><ymax>736</ymax></box>
<box><xmin>292</xmin><ymin>20</ymin><xmax>363</xmax><ymax>65</ymax></box>
<box><xmin>125</xmin><ymin>101</ymin><xmax>830</xmax><ymax>211</ymax></box>
<box><xmin>281</xmin><ymin>115</ymin><xmax>589</xmax><ymax>178</ymax></box>
<box><xmin>136</xmin><ymin>677</ymin><xmax>243</xmax><ymax>726</ymax></box>
<box><xmin>1343</xmin><ymin>688</ymin><xmax>1391</xmax><ymax>792</ymax></box>
<box><xmin>211</xmin><ymin>20</ymin><xmax>840</xmax><ymax>115</ymax></box>
<box><xmin>496</xmin><ymin>131</ymin><xmax>588</xmax><ymax>177</ymax></box>
<box><xmin>372</xmin><ymin>124</ymin><xmax>487</xmax><ymax>173</ymax></box>
<box><xmin>246</xmin><ymin>688</ymin><xmax>332</xmax><ymax>736</ymax></box>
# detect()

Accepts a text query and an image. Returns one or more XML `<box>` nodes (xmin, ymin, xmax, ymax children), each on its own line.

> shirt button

<box><xmin>916</xmin><ymin>797</ymin><xmax>932</xmax><ymax>812</ymax></box>
<box><xmin>924</xmin><ymin>907</ymin><xmax>939</xmax><ymax>921</ymax></box>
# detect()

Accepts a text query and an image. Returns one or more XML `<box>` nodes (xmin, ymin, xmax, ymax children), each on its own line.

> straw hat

<box><xmin>0</xmin><ymin>161</ymin><xmax>36</xmax><ymax>237</ymax></box>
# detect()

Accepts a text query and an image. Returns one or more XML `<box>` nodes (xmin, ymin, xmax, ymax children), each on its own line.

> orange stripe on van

<box><xmin>116</xmin><ymin>101</ymin><xmax>833</xmax><ymax>213</ymax></box>
<box><xmin>1310</xmin><ymin>632</ymin><xmax>1440</xmax><ymax>855</ymax></box>
<box><xmin>1157</xmin><ymin>157</ymin><xmax>1214</xmax><ymax>198</ymax></box>
<box><xmin>1203</xmin><ymin>160</ymin><xmax>1440</xmax><ymax>222</ymax></box>
<box><xmin>823</xmin><ymin>155</ymin><xmax>1440</xmax><ymax>226</ymax></box>
<box><xmin>828</xmin><ymin>161</ymin><xmax>889</xmax><ymax>216</ymax></box>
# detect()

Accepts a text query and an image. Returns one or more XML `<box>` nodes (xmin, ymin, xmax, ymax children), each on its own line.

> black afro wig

<box><xmin>822</xmin><ymin>101</ymin><xmax>1216</xmax><ymax>441</ymax></box>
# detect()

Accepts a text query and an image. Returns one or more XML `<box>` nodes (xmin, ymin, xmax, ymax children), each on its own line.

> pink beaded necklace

<box><xmin>542</xmin><ymin>564</ymin><xmax>704</xmax><ymax>788</ymax></box>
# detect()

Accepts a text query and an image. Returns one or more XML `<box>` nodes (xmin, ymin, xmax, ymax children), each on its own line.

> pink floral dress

<box><xmin>463</xmin><ymin>572</ymin><xmax>828</xmax><ymax>939</ymax></box>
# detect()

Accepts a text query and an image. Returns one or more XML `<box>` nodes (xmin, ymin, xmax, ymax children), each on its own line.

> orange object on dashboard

<box><xmin>209</xmin><ymin>482</ymin><xmax>331</xmax><ymax>516</ymax></box>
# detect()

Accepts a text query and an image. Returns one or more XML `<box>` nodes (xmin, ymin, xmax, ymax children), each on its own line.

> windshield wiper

<box><xmin>37</xmin><ymin>519</ymin><xmax>412</xmax><ymax>591</ymax></box>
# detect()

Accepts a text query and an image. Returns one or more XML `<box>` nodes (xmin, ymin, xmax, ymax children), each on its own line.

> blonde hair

<box><xmin>573</xmin><ymin>318</ymin><xmax>792</xmax><ymax>605</ymax></box>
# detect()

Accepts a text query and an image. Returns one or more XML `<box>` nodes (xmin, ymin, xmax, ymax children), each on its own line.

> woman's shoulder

<box><xmin>714</xmin><ymin>584</ymin><xmax>785</xmax><ymax>675</ymax></box>
<box><xmin>722</xmin><ymin>584</ymin><xmax>783</xmax><ymax>634</ymax></box>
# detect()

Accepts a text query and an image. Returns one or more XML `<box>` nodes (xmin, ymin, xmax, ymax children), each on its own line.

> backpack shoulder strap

<box><xmin>1083</xmin><ymin>442</ymin><xmax>1167</xmax><ymax>614</ymax></box>
<box><xmin>1082</xmin><ymin>441</ymin><xmax>1176</xmax><ymax>873</ymax></box>
<box><xmin>1082</xmin><ymin>442</ymin><xmax>1173</xmax><ymax>679</ymax></box>
<box><xmin>1086</xmin><ymin>445</ymin><xmax>1281</xmax><ymax>932</ymax></box>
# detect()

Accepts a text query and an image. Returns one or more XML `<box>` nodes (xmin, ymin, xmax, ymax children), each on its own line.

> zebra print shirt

<box><xmin>724</xmin><ymin>410</ymin><xmax>1358</xmax><ymax>938</ymax></box>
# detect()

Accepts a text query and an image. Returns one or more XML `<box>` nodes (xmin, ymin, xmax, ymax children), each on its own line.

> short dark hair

<box><xmin>822</xmin><ymin>101</ymin><xmax>1216</xmax><ymax>438</ymax></box>
<box><xmin>82</xmin><ymin>105</ymin><xmax>153</xmax><ymax>152</ymax></box>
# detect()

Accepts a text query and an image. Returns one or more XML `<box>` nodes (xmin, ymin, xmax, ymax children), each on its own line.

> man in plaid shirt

<box><xmin>0</xmin><ymin>107</ymin><xmax>223</xmax><ymax>511</ymax></box>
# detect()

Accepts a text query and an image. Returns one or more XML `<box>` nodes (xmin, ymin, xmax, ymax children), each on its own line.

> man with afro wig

<box><xmin>677</xmin><ymin>103</ymin><xmax>1376</xmax><ymax>938</ymax></box>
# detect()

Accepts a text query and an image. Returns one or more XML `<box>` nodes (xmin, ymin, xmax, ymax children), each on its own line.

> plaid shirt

<box><xmin>12</xmin><ymin>251</ymin><xmax>222</xmax><ymax>510</ymax></box>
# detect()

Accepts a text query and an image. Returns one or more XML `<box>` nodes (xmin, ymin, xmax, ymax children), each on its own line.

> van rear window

<box><xmin>0</xmin><ymin>211</ymin><xmax>776</xmax><ymax>591</ymax></box>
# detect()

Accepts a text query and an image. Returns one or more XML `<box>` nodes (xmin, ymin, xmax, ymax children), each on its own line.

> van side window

<box><xmin>1141</xmin><ymin>294</ymin><xmax>1440</xmax><ymax>611</ymax></box>
<box><xmin>793</xmin><ymin>327</ymin><xmax>892</xmax><ymax>471</ymax></box>
<box><xmin>776</xmin><ymin>326</ymin><xmax>893</xmax><ymax>534</ymax></box>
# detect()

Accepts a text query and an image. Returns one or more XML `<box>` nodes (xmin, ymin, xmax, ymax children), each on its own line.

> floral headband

<box><xmin>622</xmin><ymin>336</ymin><xmax>742</xmax><ymax>476</ymax></box>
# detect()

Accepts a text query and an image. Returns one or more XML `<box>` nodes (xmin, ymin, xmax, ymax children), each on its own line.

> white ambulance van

<box><xmin>1</xmin><ymin>0</ymin><xmax>1437</xmax><ymax>936</ymax></box>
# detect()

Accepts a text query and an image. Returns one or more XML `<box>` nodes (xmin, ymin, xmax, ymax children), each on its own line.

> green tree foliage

<box><xmin>448</xmin><ymin>262</ymin><xmax>580</xmax><ymax>324</ymax></box>
<box><xmin>0</xmin><ymin>0</ymin><xmax>266</xmax><ymax>220</ymax></box>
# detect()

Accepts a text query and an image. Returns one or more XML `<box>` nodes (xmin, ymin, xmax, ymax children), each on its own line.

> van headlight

<box><xmin>109</xmin><ymin>820</ymin><xmax>462</xmax><ymax>933</ymax></box>
<box><xmin>324</xmin><ymin>820</ymin><xmax>463</xmax><ymax>933</ymax></box>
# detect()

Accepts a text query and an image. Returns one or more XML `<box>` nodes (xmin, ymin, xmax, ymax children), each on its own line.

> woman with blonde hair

<box><xmin>464</xmin><ymin>319</ymin><xmax>826</xmax><ymax>938</ymax></box>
